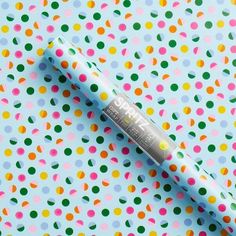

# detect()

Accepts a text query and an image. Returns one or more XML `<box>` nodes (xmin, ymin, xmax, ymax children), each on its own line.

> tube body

<box><xmin>44</xmin><ymin>36</ymin><xmax>236</xmax><ymax>234</ymax></box>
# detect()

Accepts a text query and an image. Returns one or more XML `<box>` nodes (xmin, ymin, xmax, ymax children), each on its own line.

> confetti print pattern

<box><xmin>0</xmin><ymin>0</ymin><xmax>236</xmax><ymax>235</ymax></box>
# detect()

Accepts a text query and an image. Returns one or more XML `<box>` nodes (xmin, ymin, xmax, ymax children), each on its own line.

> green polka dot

<box><xmin>169</xmin><ymin>40</ymin><xmax>177</xmax><ymax>48</ymax></box>
<box><xmin>96</xmin><ymin>136</ymin><xmax>104</xmax><ymax>144</ymax></box>
<box><xmin>24</xmin><ymin>138</ymin><xmax>32</xmax><ymax>146</ymax></box>
<box><xmin>202</xmin><ymin>72</ymin><xmax>210</xmax><ymax>80</ymax></box>
<box><xmin>205</xmin><ymin>21</ymin><xmax>213</xmax><ymax>29</ymax></box>
<box><xmin>165</xmin><ymin>11</ymin><xmax>173</xmax><ymax>19</ymax></box>
<box><xmin>26</xmin><ymin>87</ymin><xmax>34</xmax><ymax>95</ymax></box>
<box><xmin>61</xmin><ymin>24</ymin><xmax>69</xmax><ymax>32</ymax></box>
<box><xmin>160</xmin><ymin>61</ymin><xmax>168</xmax><ymax>68</ymax></box>
<box><xmin>170</xmin><ymin>84</ymin><xmax>178</xmax><ymax>91</ymax></box>
<box><xmin>195</xmin><ymin>0</ymin><xmax>203</xmax><ymax>6</ymax></box>
<box><xmin>97</xmin><ymin>41</ymin><xmax>105</xmax><ymax>49</ymax></box>
<box><xmin>101</xmin><ymin>208</ymin><xmax>109</xmax><ymax>216</ymax></box>
<box><xmin>54</xmin><ymin>125</ymin><xmax>62</xmax><ymax>133</ymax></box>
<box><xmin>100</xmin><ymin>165</ymin><xmax>108</xmax><ymax>173</ymax></box>
<box><xmin>21</xmin><ymin>14</ymin><xmax>29</xmax><ymax>22</ymax></box>
<box><xmin>64</xmin><ymin>148</ymin><xmax>72</xmax><ymax>156</ymax></box>
<box><xmin>90</xmin><ymin>84</ymin><xmax>98</xmax><ymax>92</ymax></box>
<box><xmin>209</xmin><ymin>224</ymin><xmax>217</xmax><ymax>232</ymax></box>
<box><xmin>163</xmin><ymin>184</ymin><xmax>171</xmax><ymax>192</ymax></box>
<box><xmin>206</xmin><ymin>101</ymin><xmax>214</xmax><ymax>108</ymax></box>
<box><xmin>133</xmin><ymin>22</ymin><xmax>141</xmax><ymax>30</ymax></box>
<box><xmin>92</xmin><ymin>186</ymin><xmax>100</xmax><ymax>193</ymax></box>
<box><xmin>65</xmin><ymin>228</ymin><xmax>73</xmax><ymax>235</ymax></box>
<box><xmin>131</xmin><ymin>73</ymin><xmax>139</xmax><ymax>81</ymax></box>
<box><xmin>173</xmin><ymin>207</ymin><xmax>181</xmax><ymax>215</ymax></box>
<box><xmin>58</xmin><ymin>75</ymin><xmax>66</xmax><ymax>83</ymax></box>
<box><xmin>17</xmin><ymin>64</ymin><xmax>25</xmax><ymax>72</ymax></box>
<box><xmin>28</xmin><ymin>167</ymin><xmax>36</xmax><ymax>175</ymax></box>
<box><xmin>208</xmin><ymin>144</ymin><xmax>216</xmax><ymax>152</ymax></box>
<box><xmin>62</xmin><ymin>199</ymin><xmax>70</xmax><ymax>206</ymax></box>
<box><xmin>20</xmin><ymin>188</ymin><xmax>28</xmax><ymax>196</ymax></box>
<box><xmin>198</xmin><ymin>121</ymin><xmax>206</xmax><ymax>129</ymax></box>
<box><xmin>51</xmin><ymin>1</ymin><xmax>59</xmax><ymax>9</ymax></box>
<box><xmin>30</xmin><ymin>210</ymin><xmax>38</xmax><ymax>218</ymax></box>
<box><xmin>62</xmin><ymin>104</ymin><xmax>70</xmax><ymax>112</ymax></box>
<box><xmin>93</xmin><ymin>12</ymin><xmax>101</xmax><ymax>20</ymax></box>
<box><xmin>123</xmin><ymin>0</ymin><xmax>131</xmax><ymax>7</ymax></box>
<box><xmin>232</xmin><ymin>59</ymin><xmax>236</xmax><ymax>67</ymax></box>
<box><xmin>137</xmin><ymin>226</ymin><xmax>145</xmax><ymax>234</ymax></box>
<box><xmin>198</xmin><ymin>187</ymin><xmax>207</xmax><ymax>195</ymax></box>
<box><xmin>134</xmin><ymin>197</ymin><xmax>142</xmax><ymax>205</ymax></box>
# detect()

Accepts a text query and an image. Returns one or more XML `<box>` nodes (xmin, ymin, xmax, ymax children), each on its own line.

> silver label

<box><xmin>103</xmin><ymin>94</ymin><xmax>177</xmax><ymax>164</ymax></box>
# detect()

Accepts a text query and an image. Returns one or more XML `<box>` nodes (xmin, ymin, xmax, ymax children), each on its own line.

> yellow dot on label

<box><xmin>162</xmin><ymin>122</ymin><xmax>170</xmax><ymax>130</ymax></box>
<box><xmin>217</xmin><ymin>20</ymin><xmax>224</xmax><ymax>28</ymax></box>
<box><xmin>113</xmin><ymin>208</ymin><xmax>122</xmax><ymax>216</ymax></box>
<box><xmin>2</xmin><ymin>49</ymin><xmax>10</xmax><ymax>57</ymax></box>
<box><xmin>73</xmin><ymin>23</ymin><xmax>81</xmax><ymax>31</ymax></box>
<box><xmin>74</xmin><ymin>109</ymin><xmax>82</xmax><ymax>117</ymax></box>
<box><xmin>218</xmin><ymin>106</ymin><xmax>226</xmax><ymax>114</ymax></box>
<box><xmin>112</xmin><ymin>170</ymin><xmax>120</xmax><ymax>178</ymax></box>
<box><xmin>109</xmin><ymin>47</ymin><xmax>117</xmax><ymax>55</ymax></box>
<box><xmin>159</xmin><ymin>141</ymin><xmax>169</xmax><ymax>150</ymax></box>
<box><xmin>145</xmin><ymin>21</ymin><xmax>153</xmax><ymax>29</ymax></box>
<box><xmin>180</xmin><ymin>45</ymin><xmax>189</xmax><ymax>53</ymax></box>
<box><xmin>100</xmin><ymin>92</ymin><xmax>108</xmax><ymax>101</ymax></box>
<box><xmin>146</xmin><ymin>107</ymin><xmax>154</xmax><ymax>116</ymax></box>
<box><xmin>38</xmin><ymin>86</ymin><xmax>47</xmax><ymax>94</ymax></box>
<box><xmin>208</xmin><ymin>196</ymin><xmax>216</xmax><ymax>204</ymax></box>
<box><xmin>40</xmin><ymin>172</ymin><xmax>48</xmax><ymax>180</ymax></box>
<box><xmin>149</xmin><ymin>231</ymin><xmax>158</xmax><ymax>236</ymax></box>
<box><xmin>1</xmin><ymin>25</ymin><xmax>9</xmax><ymax>33</ymax></box>
<box><xmin>182</xmin><ymin>82</ymin><xmax>191</xmax><ymax>90</ymax></box>
<box><xmin>42</xmin><ymin>209</ymin><xmax>50</xmax><ymax>217</ymax></box>
<box><xmin>2</xmin><ymin>111</ymin><xmax>10</xmax><ymax>119</ymax></box>
<box><xmin>4</xmin><ymin>149</ymin><xmax>12</xmax><ymax>157</ymax></box>
<box><xmin>220</xmin><ymin>143</ymin><xmax>228</xmax><ymax>151</ymax></box>
<box><xmin>76</xmin><ymin>147</ymin><xmax>84</xmax><ymax>155</ymax></box>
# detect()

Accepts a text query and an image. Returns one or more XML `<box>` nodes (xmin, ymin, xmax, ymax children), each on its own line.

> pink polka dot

<box><xmin>79</xmin><ymin>74</ymin><xmax>87</xmax><ymax>82</ymax></box>
<box><xmin>177</xmin><ymin>192</ymin><xmax>184</xmax><ymax>199</ymax></box>
<box><xmin>55</xmin><ymin>49</ymin><xmax>63</xmax><ymax>57</ymax></box>
<box><xmin>18</xmin><ymin>174</ymin><xmax>26</xmax><ymax>182</ymax></box>
<box><xmin>159</xmin><ymin>208</ymin><xmax>167</xmax><ymax>215</ymax></box>
<box><xmin>229</xmin><ymin>19</ymin><xmax>236</xmax><ymax>27</ymax></box>
<box><xmin>156</xmin><ymin>84</ymin><xmax>164</xmax><ymax>92</ymax></box>
<box><xmin>51</xmin><ymin>85</ymin><xmax>59</xmax><ymax>92</ymax></box>
<box><xmin>89</xmin><ymin>146</ymin><xmax>97</xmax><ymax>153</ymax></box>
<box><xmin>15</xmin><ymin>212</ymin><xmax>23</xmax><ymax>219</ymax></box>
<box><xmin>135</xmin><ymin>161</ymin><xmax>143</xmax><ymax>168</ymax></box>
<box><xmin>54</xmin><ymin>208</ymin><xmax>62</xmax><ymax>216</ymax></box>
<box><xmin>196</xmin><ymin>108</ymin><xmax>204</xmax><ymax>116</ymax></box>
<box><xmin>187</xmin><ymin>177</ymin><xmax>196</xmax><ymax>185</ymax></box>
<box><xmin>232</xmin><ymin>142</ymin><xmax>236</xmax><ymax>150</ymax></box>
<box><xmin>29</xmin><ymin>225</ymin><xmax>37</xmax><ymax>233</ymax></box>
<box><xmin>49</xmin><ymin>149</ymin><xmax>58</xmax><ymax>157</ymax></box>
<box><xmin>126</xmin><ymin>207</ymin><xmax>134</xmax><ymax>214</ymax></box>
<box><xmin>12</xmin><ymin>88</ymin><xmax>20</xmax><ymax>96</ymax></box>
<box><xmin>195</xmin><ymin>81</ymin><xmax>203</xmax><ymax>89</ymax></box>
<box><xmin>87</xmin><ymin>49</ymin><xmax>94</xmax><ymax>56</ymax></box>
<box><xmin>86</xmin><ymin>22</ymin><xmax>94</xmax><ymax>30</ymax></box>
<box><xmin>90</xmin><ymin>172</ymin><xmax>97</xmax><ymax>180</ymax></box>
<box><xmin>230</xmin><ymin>46</ymin><xmax>236</xmax><ymax>53</ymax></box>
<box><xmin>17</xmin><ymin>148</ymin><xmax>25</xmax><ymax>155</ymax></box>
<box><xmin>157</xmin><ymin>20</ymin><xmax>165</xmax><ymax>28</ymax></box>
<box><xmin>14</xmin><ymin>24</ymin><xmax>21</xmax><ymax>32</ymax></box>
<box><xmin>191</xmin><ymin>22</ymin><xmax>198</xmax><ymax>30</ymax></box>
<box><xmin>159</xmin><ymin>47</ymin><xmax>167</xmax><ymax>55</ymax></box>
<box><xmin>47</xmin><ymin>25</ymin><xmax>54</xmax><ymax>33</ymax></box>
<box><xmin>52</xmin><ymin>111</ymin><xmax>60</xmax><ymax>119</ymax></box>
<box><xmin>228</xmin><ymin>83</ymin><xmax>235</xmax><ymax>90</ymax></box>
<box><xmin>15</xmin><ymin>51</ymin><xmax>22</xmax><ymax>58</ymax></box>
<box><xmin>87</xmin><ymin>210</ymin><xmax>95</xmax><ymax>217</ymax></box>
<box><xmin>218</xmin><ymin>204</ymin><xmax>226</xmax><ymax>212</ymax></box>
<box><xmin>193</xmin><ymin>145</ymin><xmax>201</xmax><ymax>153</ymax></box>
<box><xmin>122</xmin><ymin>147</ymin><xmax>129</xmax><ymax>155</ymax></box>
<box><xmin>123</xmin><ymin>83</ymin><xmax>131</xmax><ymax>91</ymax></box>
<box><xmin>199</xmin><ymin>232</ymin><xmax>207</xmax><ymax>236</ymax></box>
<box><xmin>119</xmin><ymin>23</ymin><xmax>126</xmax><ymax>31</ymax></box>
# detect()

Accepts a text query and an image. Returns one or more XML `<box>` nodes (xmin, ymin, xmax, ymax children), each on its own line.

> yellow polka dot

<box><xmin>2</xmin><ymin>111</ymin><xmax>10</xmax><ymax>119</ymax></box>
<box><xmin>182</xmin><ymin>82</ymin><xmax>191</xmax><ymax>90</ymax></box>
<box><xmin>77</xmin><ymin>171</ymin><xmax>85</xmax><ymax>179</ymax></box>
<box><xmin>87</xmin><ymin>0</ymin><xmax>95</xmax><ymax>8</ymax></box>
<box><xmin>77</xmin><ymin>234</ymin><xmax>85</xmax><ymax>236</ymax></box>
<box><xmin>146</xmin><ymin>46</ymin><xmax>153</xmax><ymax>54</ymax></box>
<box><xmin>159</xmin><ymin>0</ymin><xmax>167</xmax><ymax>7</ymax></box>
<box><xmin>183</xmin><ymin>106</ymin><xmax>191</xmax><ymax>114</ymax></box>
<box><xmin>162</xmin><ymin>122</ymin><xmax>170</xmax><ymax>130</ymax></box>
<box><xmin>40</xmin><ymin>172</ymin><xmax>48</xmax><ymax>180</ymax></box>
<box><xmin>159</xmin><ymin>141</ymin><xmax>169</xmax><ymax>150</ymax></box>
<box><xmin>220</xmin><ymin>167</ymin><xmax>228</xmax><ymax>175</ymax></box>
<box><xmin>109</xmin><ymin>47</ymin><xmax>117</xmax><ymax>55</ymax></box>
<box><xmin>218</xmin><ymin>106</ymin><xmax>226</xmax><ymax>114</ymax></box>
<box><xmin>180</xmin><ymin>45</ymin><xmax>189</xmax><ymax>53</ymax></box>
<box><xmin>18</xmin><ymin>125</ymin><xmax>26</xmax><ymax>133</ymax></box>
<box><xmin>196</xmin><ymin>59</ymin><xmax>204</xmax><ymax>67</ymax></box>
<box><xmin>112</xmin><ymin>170</ymin><xmax>120</xmax><ymax>178</ymax></box>
<box><xmin>4</xmin><ymin>149</ymin><xmax>12</xmax><ymax>157</ymax></box>
<box><xmin>39</xmin><ymin>110</ymin><xmax>47</xmax><ymax>118</ymax></box>
<box><xmin>74</xmin><ymin>109</ymin><xmax>82</xmax><ymax>117</ymax></box>
<box><xmin>113</xmin><ymin>208</ymin><xmax>122</xmax><ymax>216</ymax></box>
<box><xmin>217</xmin><ymin>20</ymin><xmax>225</xmax><ymax>28</ymax></box>
<box><xmin>1</xmin><ymin>25</ymin><xmax>9</xmax><ymax>33</ymax></box>
<box><xmin>15</xmin><ymin>2</ymin><xmax>23</xmax><ymax>10</ymax></box>
<box><xmin>38</xmin><ymin>86</ymin><xmax>47</xmax><ymax>94</ymax></box>
<box><xmin>234</xmin><ymin>121</ymin><xmax>236</xmax><ymax>128</ymax></box>
<box><xmin>2</xmin><ymin>49</ymin><xmax>10</xmax><ymax>57</ymax></box>
<box><xmin>76</xmin><ymin>147</ymin><xmax>84</xmax><ymax>155</ymax></box>
<box><xmin>145</xmin><ymin>21</ymin><xmax>153</xmax><ymax>29</ymax></box>
<box><xmin>208</xmin><ymin>196</ymin><xmax>216</xmax><ymax>204</ymax></box>
<box><xmin>5</xmin><ymin>173</ymin><xmax>13</xmax><ymax>181</ymax></box>
<box><xmin>149</xmin><ymin>231</ymin><xmax>158</xmax><ymax>236</ymax></box>
<box><xmin>124</xmin><ymin>61</ymin><xmax>133</xmax><ymax>69</ymax></box>
<box><xmin>100</xmin><ymin>92</ymin><xmax>108</xmax><ymax>101</ymax></box>
<box><xmin>220</xmin><ymin>143</ymin><xmax>228</xmax><ymax>151</ymax></box>
<box><xmin>146</xmin><ymin>107</ymin><xmax>154</xmax><ymax>116</ymax></box>
<box><xmin>73</xmin><ymin>23</ymin><xmax>81</xmax><ymax>31</ymax></box>
<box><xmin>217</xmin><ymin>44</ymin><xmax>225</xmax><ymax>52</ymax></box>
<box><xmin>231</xmin><ymin>0</ymin><xmax>236</xmax><ymax>4</ymax></box>
<box><xmin>42</xmin><ymin>209</ymin><xmax>50</xmax><ymax>217</ymax></box>
<box><xmin>37</xmin><ymin>48</ymin><xmax>44</xmax><ymax>56</ymax></box>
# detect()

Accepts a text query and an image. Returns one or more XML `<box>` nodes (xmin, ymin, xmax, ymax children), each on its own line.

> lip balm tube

<box><xmin>44</xmin><ymin>36</ymin><xmax>236</xmax><ymax>234</ymax></box>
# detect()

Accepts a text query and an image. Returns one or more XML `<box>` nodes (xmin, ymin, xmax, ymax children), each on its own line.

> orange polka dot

<box><xmin>25</xmin><ymin>29</ymin><xmax>33</xmax><ymax>37</ymax></box>
<box><xmin>66</xmin><ymin>213</ymin><xmax>74</xmax><ymax>221</ymax></box>
<box><xmin>206</xmin><ymin>86</ymin><xmax>214</xmax><ymax>94</ymax></box>
<box><xmin>135</xmin><ymin>88</ymin><xmax>142</xmax><ymax>96</ymax></box>
<box><xmin>100</xmin><ymin>150</ymin><xmax>108</xmax><ymax>158</ymax></box>
<box><xmin>97</xmin><ymin>27</ymin><xmax>105</xmax><ymax>35</ymax></box>
<box><xmin>223</xmin><ymin>216</ymin><xmax>231</xmax><ymax>223</ymax></box>
<box><xmin>169</xmin><ymin>164</ymin><xmax>177</xmax><ymax>172</ymax></box>
<box><xmin>137</xmin><ymin>211</ymin><xmax>145</xmax><ymax>219</ymax></box>
<box><xmin>169</xmin><ymin>25</ymin><xmax>177</xmax><ymax>33</ymax></box>
<box><xmin>149</xmin><ymin>169</ymin><xmax>157</xmax><ymax>177</ymax></box>
<box><xmin>63</xmin><ymin>90</ymin><xmax>70</xmax><ymax>97</ymax></box>
<box><xmin>28</xmin><ymin>152</ymin><xmax>36</xmax><ymax>160</ymax></box>
<box><xmin>185</xmin><ymin>206</ymin><xmax>193</xmax><ymax>214</ymax></box>
<box><xmin>61</xmin><ymin>61</ymin><xmax>69</xmax><ymax>69</ymax></box>
<box><xmin>90</xmin><ymin>124</ymin><xmax>98</xmax><ymax>132</ymax></box>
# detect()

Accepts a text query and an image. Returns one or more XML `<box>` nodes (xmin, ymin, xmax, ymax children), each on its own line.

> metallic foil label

<box><xmin>103</xmin><ymin>94</ymin><xmax>177</xmax><ymax>164</ymax></box>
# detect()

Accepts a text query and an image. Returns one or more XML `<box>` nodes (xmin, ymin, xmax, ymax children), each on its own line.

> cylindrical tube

<box><xmin>44</xmin><ymin>36</ymin><xmax>236</xmax><ymax>234</ymax></box>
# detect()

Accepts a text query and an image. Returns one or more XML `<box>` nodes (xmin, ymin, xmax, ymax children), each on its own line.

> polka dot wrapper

<box><xmin>0</xmin><ymin>1</ymin><xmax>236</xmax><ymax>236</ymax></box>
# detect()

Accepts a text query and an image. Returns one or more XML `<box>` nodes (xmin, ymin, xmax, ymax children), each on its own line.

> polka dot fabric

<box><xmin>0</xmin><ymin>0</ymin><xmax>236</xmax><ymax>236</ymax></box>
